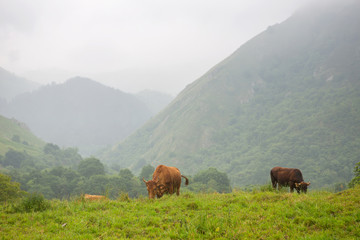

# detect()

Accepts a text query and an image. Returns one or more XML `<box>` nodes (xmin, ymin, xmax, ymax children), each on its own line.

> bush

<box><xmin>0</xmin><ymin>173</ymin><xmax>25</xmax><ymax>202</ymax></box>
<box><xmin>118</xmin><ymin>192</ymin><xmax>131</xmax><ymax>202</ymax></box>
<box><xmin>349</xmin><ymin>162</ymin><xmax>360</xmax><ymax>188</ymax></box>
<box><xmin>192</xmin><ymin>168</ymin><xmax>232</xmax><ymax>193</ymax></box>
<box><xmin>12</xmin><ymin>193</ymin><xmax>50</xmax><ymax>213</ymax></box>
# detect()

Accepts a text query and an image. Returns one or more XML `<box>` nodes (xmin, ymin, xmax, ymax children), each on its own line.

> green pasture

<box><xmin>1</xmin><ymin>187</ymin><xmax>359</xmax><ymax>239</ymax></box>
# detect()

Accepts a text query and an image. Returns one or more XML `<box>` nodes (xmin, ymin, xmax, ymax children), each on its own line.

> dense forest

<box><xmin>0</xmin><ymin>144</ymin><xmax>232</xmax><ymax>199</ymax></box>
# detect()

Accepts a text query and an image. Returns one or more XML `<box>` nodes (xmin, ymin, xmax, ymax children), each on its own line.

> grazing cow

<box><xmin>143</xmin><ymin>165</ymin><xmax>189</xmax><ymax>199</ymax></box>
<box><xmin>84</xmin><ymin>194</ymin><xmax>106</xmax><ymax>200</ymax></box>
<box><xmin>270</xmin><ymin>166</ymin><xmax>310</xmax><ymax>193</ymax></box>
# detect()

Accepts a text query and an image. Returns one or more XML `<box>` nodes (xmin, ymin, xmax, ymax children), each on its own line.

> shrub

<box><xmin>349</xmin><ymin>162</ymin><xmax>360</xmax><ymax>188</ymax></box>
<box><xmin>118</xmin><ymin>192</ymin><xmax>131</xmax><ymax>202</ymax></box>
<box><xmin>12</xmin><ymin>193</ymin><xmax>50</xmax><ymax>213</ymax></box>
<box><xmin>0</xmin><ymin>173</ymin><xmax>25</xmax><ymax>202</ymax></box>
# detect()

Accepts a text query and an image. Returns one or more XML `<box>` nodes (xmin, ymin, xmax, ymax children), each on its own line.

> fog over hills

<box><xmin>1</xmin><ymin>77</ymin><xmax>155</xmax><ymax>155</ymax></box>
<box><xmin>0</xmin><ymin>67</ymin><xmax>40</xmax><ymax>101</ymax></box>
<box><xmin>102</xmin><ymin>0</ymin><xmax>360</xmax><ymax>188</ymax></box>
<box><xmin>135</xmin><ymin>90</ymin><xmax>173</xmax><ymax>115</ymax></box>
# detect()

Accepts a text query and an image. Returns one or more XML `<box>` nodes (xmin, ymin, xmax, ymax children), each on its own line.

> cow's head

<box><xmin>143</xmin><ymin>178</ymin><xmax>160</xmax><ymax>199</ymax></box>
<box><xmin>295</xmin><ymin>181</ymin><xmax>310</xmax><ymax>193</ymax></box>
<box><xmin>155</xmin><ymin>184</ymin><xmax>167</xmax><ymax>198</ymax></box>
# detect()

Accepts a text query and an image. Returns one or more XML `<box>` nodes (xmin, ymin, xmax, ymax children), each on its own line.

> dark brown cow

<box><xmin>270</xmin><ymin>166</ymin><xmax>310</xmax><ymax>193</ymax></box>
<box><xmin>143</xmin><ymin>165</ymin><xmax>189</xmax><ymax>199</ymax></box>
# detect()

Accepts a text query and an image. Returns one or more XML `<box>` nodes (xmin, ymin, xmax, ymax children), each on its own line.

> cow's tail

<box><xmin>270</xmin><ymin>170</ymin><xmax>277</xmax><ymax>189</ymax></box>
<box><xmin>181</xmin><ymin>175</ymin><xmax>189</xmax><ymax>185</ymax></box>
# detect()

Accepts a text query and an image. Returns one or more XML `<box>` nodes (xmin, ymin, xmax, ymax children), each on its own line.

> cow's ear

<box><xmin>307</xmin><ymin>182</ymin><xmax>310</xmax><ymax>186</ymax></box>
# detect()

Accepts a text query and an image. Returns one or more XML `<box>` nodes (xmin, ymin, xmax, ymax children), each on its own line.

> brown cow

<box><xmin>143</xmin><ymin>165</ymin><xmax>189</xmax><ymax>199</ymax></box>
<box><xmin>270</xmin><ymin>166</ymin><xmax>310</xmax><ymax>193</ymax></box>
<box><xmin>84</xmin><ymin>194</ymin><xmax>106</xmax><ymax>200</ymax></box>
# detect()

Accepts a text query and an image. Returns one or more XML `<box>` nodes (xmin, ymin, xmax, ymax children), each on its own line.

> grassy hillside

<box><xmin>0</xmin><ymin>115</ymin><xmax>82</xmax><ymax>176</ymax></box>
<box><xmin>1</xmin><ymin>187</ymin><xmax>360</xmax><ymax>239</ymax></box>
<box><xmin>101</xmin><ymin>1</ymin><xmax>360</xmax><ymax>188</ymax></box>
<box><xmin>0</xmin><ymin>115</ymin><xmax>45</xmax><ymax>156</ymax></box>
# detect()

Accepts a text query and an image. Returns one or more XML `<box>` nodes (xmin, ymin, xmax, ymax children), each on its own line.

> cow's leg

<box><xmin>290</xmin><ymin>182</ymin><xmax>294</xmax><ymax>193</ymax></box>
<box><xmin>271</xmin><ymin>174</ymin><xmax>277</xmax><ymax>190</ymax></box>
<box><xmin>168</xmin><ymin>184</ymin><xmax>174</xmax><ymax>194</ymax></box>
<box><xmin>271</xmin><ymin>180</ymin><xmax>276</xmax><ymax>189</ymax></box>
<box><xmin>176</xmin><ymin>186</ymin><xmax>180</xmax><ymax>196</ymax></box>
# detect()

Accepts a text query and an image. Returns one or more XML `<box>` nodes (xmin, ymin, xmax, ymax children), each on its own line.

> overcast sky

<box><xmin>0</xmin><ymin>0</ymin><xmax>310</xmax><ymax>96</ymax></box>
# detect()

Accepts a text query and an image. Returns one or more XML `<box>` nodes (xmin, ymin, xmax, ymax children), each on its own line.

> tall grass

<box><xmin>1</xmin><ymin>187</ymin><xmax>359</xmax><ymax>239</ymax></box>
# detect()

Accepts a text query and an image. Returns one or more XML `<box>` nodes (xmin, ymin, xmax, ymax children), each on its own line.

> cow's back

<box><xmin>271</xmin><ymin>167</ymin><xmax>304</xmax><ymax>183</ymax></box>
<box><xmin>153</xmin><ymin>165</ymin><xmax>180</xmax><ymax>182</ymax></box>
<box><xmin>153</xmin><ymin>165</ymin><xmax>182</xmax><ymax>192</ymax></box>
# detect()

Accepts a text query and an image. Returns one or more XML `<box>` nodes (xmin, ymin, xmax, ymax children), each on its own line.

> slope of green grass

<box><xmin>0</xmin><ymin>115</ymin><xmax>45</xmax><ymax>156</ymax></box>
<box><xmin>1</xmin><ymin>187</ymin><xmax>359</xmax><ymax>239</ymax></box>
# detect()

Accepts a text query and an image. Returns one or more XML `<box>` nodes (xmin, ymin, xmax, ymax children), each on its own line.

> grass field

<box><xmin>1</xmin><ymin>187</ymin><xmax>360</xmax><ymax>239</ymax></box>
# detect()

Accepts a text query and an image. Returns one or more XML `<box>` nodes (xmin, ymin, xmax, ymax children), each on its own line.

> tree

<box><xmin>43</xmin><ymin>143</ymin><xmax>60</xmax><ymax>155</ymax></box>
<box><xmin>3</xmin><ymin>149</ymin><xmax>27</xmax><ymax>168</ymax></box>
<box><xmin>0</xmin><ymin>173</ymin><xmax>25</xmax><ymax>202</ymax></box>
<box><xmin>49</xmin><ymin>166</ymin><xmax>81</xmax><ymax>199</ymax></box>
<box><xmin>78</xmin><ymin>157</ymin><xmax>105</xmax><ymax>178</ymax></box>
<box><xmin>119</xmin><ymin>168</ymin><xmax>134</xmax><ymax>180</ymax></box>
<box><xmin>138</xmin><ymin>164</ymin><xmax>155</xmax><ymax>181</ymax></box>
<box><xmin>43</xmin><ymin>143</ymin><xmax>82</xmax><ymax>167</ymax></box>
<box><xmin>84</xmin><ymin>175</ymin><xmax>109</xmax><ymax>195</ymax></box>
<box><xmin>193</xmin><ymin>168</ymin><xmax>232</xmax><ymax>193</ymax></box>
<box><xmin>107</xmin><ymin>176</ymin><xmax>126</xmax><ymax>199</ymax></box>
<box><xmin>349</xmin><ymin>162</ymin><xmax>360</xmax><ymax>188</ymax></box>
<box><xmin>118</xmin><ymin>168</ymin><xmax>142</xmax><ymax>198</ymax></box>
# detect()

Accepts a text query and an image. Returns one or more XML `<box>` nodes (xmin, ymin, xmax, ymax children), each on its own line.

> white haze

<box><xmin>0</xmin><ymin>0</ymin><xmax>310</xmax><ymax>96</ymax></box>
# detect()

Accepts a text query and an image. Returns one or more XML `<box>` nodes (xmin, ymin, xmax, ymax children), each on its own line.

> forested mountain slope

<box><xmin>104</xmin><ymin>0</ymin><xmax>360</xmax><ymax>188</ymax></box>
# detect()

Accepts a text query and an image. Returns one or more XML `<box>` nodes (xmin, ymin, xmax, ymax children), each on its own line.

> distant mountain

<box><xmin>0</xmin><ymin>67</ymin><xmax>40</xmax><ymax>101</ymax></box>
<box><xmin>135</xmin><ymin>90</ymin><xmax>173</xmax><ymax>115</ymax></box>
<box><xmin>2</xmin><ymin>77</ymin><xmax>152</xmax><ymax>155</ymax></box>
<box><xmin>101</xmin><ymin>0</ymin><xmax>360</xmax><ymax>188</ymax></box>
